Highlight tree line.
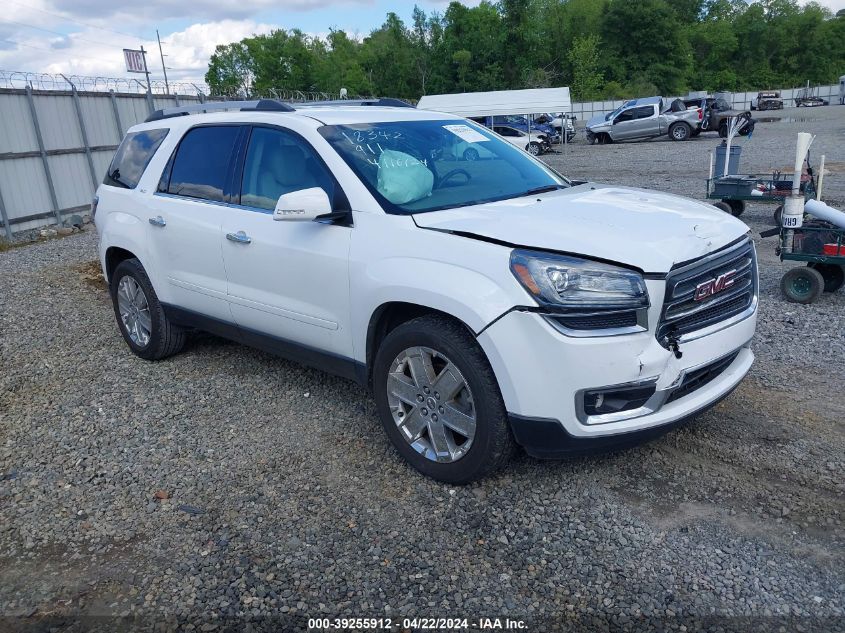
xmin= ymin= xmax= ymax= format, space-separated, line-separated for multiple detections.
xmin=205 ymin=0 xmax=845 ymax=101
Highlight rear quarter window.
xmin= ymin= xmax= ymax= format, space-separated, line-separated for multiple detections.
xmin=104 ymin=128 xmax=169 ymax=189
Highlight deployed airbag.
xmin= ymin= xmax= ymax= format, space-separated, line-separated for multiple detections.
xmin=376 ymin=150 xmax=433 ymax=205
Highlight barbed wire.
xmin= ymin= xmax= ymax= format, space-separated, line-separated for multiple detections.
xmin=0 ymin=70 xmax=412 ymax=104
xmin=0 ymin=70 xmax=209 ymax=95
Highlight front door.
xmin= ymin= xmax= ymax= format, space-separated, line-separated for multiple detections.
xmin=221 ymin=126 xmax=353 ymax=358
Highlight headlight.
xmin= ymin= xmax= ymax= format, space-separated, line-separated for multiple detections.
xmin=510 ymin=249 xmax=649 ymax=310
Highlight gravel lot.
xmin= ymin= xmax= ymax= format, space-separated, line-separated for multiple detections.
xmin=1 ymin=106 xmax=843 ymax=632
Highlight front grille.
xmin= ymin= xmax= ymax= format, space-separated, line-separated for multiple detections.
xmin=657 ymin=239 xmax=756 ymax=346
xmin=666 ymin=351 xmax=740 ymax=404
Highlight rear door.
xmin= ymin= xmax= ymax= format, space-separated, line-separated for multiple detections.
xmin=631 ymin=105 xmax=660 ymax=136
xmin=220 ymin=125 xmax=353 ymax=358
xmin=147 ymin=124 xmax=243 ymax=321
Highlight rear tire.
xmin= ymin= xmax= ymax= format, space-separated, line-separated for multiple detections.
xmin=110 ymin=258 xmax=185 ymax=360
xmin=808 ymin=263 xmax=845 ymax=293
xmin=463 ymin=147 xmax=479 ymax=161
xmin=781 ymin=266 xmax=824 ymax=304
xmin=669 ymin=122 xmax=691 ymax=141
xmin=773 ymin=205 xmax=783 ymax=226
xmin=718 ymin=122 xmax=728 ymax=138
xmin=726 ymin=199 xmax=745 ymax=217
xmin=712 ymin=201 xmax=733 ymax=214
xmin=372 ymin=315 xmax=515 ymax=484
xmin=526 ymin=142 xmax=542 ymax=156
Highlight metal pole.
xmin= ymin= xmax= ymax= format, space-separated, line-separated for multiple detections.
xmin=156 ymin=30 xmax=170 ymax=95
xmin=25 ymin=85 xmax=63 ymax=226
xmin=0 ymin=184 xmax=13 ymax=241
xmin=109 ymin=89 xmax=124 ymax=139
xmin=816 ymin=154 xmax=825 ymax=201
xmin=62 ymin=75 xmax=98 ymax=190
xmin=141 ymin=45 xmax=155 ymax=114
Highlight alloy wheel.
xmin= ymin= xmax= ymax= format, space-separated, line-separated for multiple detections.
xmin=386 ymin=346 xmax=476 ymax=463
xmin=116 ymin=276 xmax=152 ymax=347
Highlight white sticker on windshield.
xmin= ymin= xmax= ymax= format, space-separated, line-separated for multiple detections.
xmin=443 ymin=124 xmax=489 ymax=143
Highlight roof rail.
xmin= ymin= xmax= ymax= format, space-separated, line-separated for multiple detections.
xmin=144 ymin=96 xmax=414 ymax=123
xmin=294 ymin=98 xmax=415 ymax=109
xmin=145 ymin=99 xmax=295 ymax=123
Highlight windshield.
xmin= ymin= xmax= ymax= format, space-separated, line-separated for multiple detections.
xmin=604 ymin=100 xmax=635 ymax=121
xmin=319 ymin=119 xmax=568 ymax=215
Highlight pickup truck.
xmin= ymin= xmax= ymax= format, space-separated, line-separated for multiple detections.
xmin=682 ymin=96 xmax=755 ymax=138
xmin=585 ymin=96 xmax=702 ymax=144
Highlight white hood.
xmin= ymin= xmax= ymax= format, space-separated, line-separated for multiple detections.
xmin=413 ymin=184 xmax=750 ymax=273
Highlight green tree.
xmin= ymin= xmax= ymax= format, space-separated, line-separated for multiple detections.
xmin=205 ymin=42 xmax=255 ymax=96
xmin=568 ymin=35 xmax=603 ymax=100
xmin=601 ymin=0 xmax=692 ymax=94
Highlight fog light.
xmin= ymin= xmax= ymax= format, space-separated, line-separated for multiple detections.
xmin=583 ymin=384 xmax=656 ymax=417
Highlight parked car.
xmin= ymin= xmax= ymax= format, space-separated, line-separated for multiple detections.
xmin=491 ymin=125 xmax=550 ymax=155
xmin=682 ymin=97 xmax=755 ymax=138
xmin=751 ymin=91 xmax=783 ymax=111
xmin=477 ymin=115 xmax=560 ymax=144
xmin=95 ymin=99 xmax=758 ymax=483
xmin=840 ymin=75 xmax=845 ymax=105
xmin=585 ymin=96 xmax=702 ymax=144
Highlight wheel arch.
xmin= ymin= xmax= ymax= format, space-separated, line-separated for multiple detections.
xmin=105 ymin=246 xmax=138 ymax=283
xmin=365 ymin=302 xmax=478 ymax=386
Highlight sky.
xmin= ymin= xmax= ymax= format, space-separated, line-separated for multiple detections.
xmin=0 ymin=0 xmax=842 ymax=91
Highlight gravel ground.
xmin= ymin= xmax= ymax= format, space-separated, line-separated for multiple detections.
xmin=1 ymin=106 xmax=843 ymax=633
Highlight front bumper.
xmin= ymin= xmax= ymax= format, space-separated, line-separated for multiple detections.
xmin=477 ymin=293 xmax=756 ymax=455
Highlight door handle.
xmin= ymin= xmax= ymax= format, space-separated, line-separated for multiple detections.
xmin=226 ymin=230 xmax=252 ymax=244
xmin=148 ymin=215 xmax=166 ymax=227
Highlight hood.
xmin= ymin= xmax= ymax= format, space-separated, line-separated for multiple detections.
xmin=413 ymin=184 xmax=749 ymax=273
xmin=586 ymin=114 xmax=610 ymax=130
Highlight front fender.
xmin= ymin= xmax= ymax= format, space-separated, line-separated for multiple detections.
xmin=348 ymin=214 xmax=528 ymax=364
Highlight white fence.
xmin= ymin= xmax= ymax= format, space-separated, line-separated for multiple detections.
xmin=0 ymin=87 xmax=203 ymax=237
xmin=568 ymin=84 xmax=841 ymax=122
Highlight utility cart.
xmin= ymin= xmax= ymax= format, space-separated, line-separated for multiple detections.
xmin=777 ymin=223 xmax=845 ymax=303
xmin=705 ymin=169 xmax=817 ymax=218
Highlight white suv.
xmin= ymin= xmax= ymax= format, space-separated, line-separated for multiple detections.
xmin=94 ymin=99 xmax=758 ymax=483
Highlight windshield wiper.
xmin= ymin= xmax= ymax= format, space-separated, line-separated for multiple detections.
xmin=521 ymin=184 xmax=567 ymax=197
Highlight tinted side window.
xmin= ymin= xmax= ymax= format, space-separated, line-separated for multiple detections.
xmin=615 ymin=109 xmax=635 ymax=123
xmin=104 ymin=128 xmax=169 ymax=189
xmin=167 ymin=126 xmax=241 ymax=202
xmin=635 ymin=106 xmax=654 ymax=119
xmin=240 ymin=127 xmax=336 ymax=211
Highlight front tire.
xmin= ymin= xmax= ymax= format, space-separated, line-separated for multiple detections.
xmin=526 ymin=141 xmax=542 ymax=156
xmin=463 ymin=147 xmax=479 ymax=161
xmin=373 ymin=315 xmax=514 ymax=484
xmin=110 ymin=258 xmax=185 ymax=360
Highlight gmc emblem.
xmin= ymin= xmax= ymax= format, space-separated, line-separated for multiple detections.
xmin=694 ymin=269 xmax=737 ymax=302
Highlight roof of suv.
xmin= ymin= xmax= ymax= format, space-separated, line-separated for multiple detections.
xmin=136 ymin=100 xmax=460 ymax=133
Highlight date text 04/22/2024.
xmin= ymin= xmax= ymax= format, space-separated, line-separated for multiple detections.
xmin=307 ymin=617 xmax=528 ymax=630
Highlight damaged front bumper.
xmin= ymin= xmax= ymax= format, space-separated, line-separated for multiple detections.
xmin=477 ymin=283 xmax=757 ymax=456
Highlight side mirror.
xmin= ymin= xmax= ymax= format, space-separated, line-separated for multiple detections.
xmin=273 ymin=187 xmax=332 ymax=222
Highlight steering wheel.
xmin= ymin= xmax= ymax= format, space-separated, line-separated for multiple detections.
xmin=436 ymin=168 xmax=472 ymax=189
